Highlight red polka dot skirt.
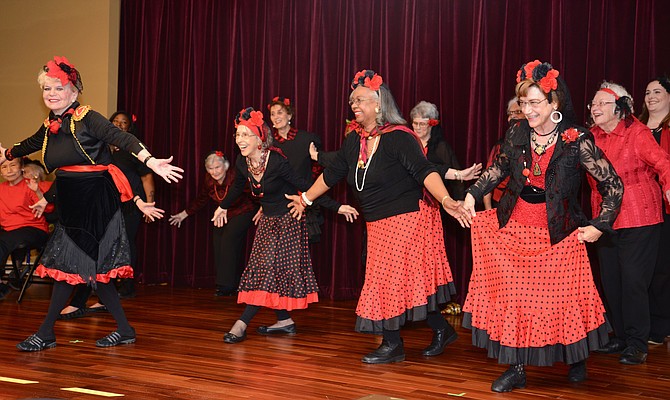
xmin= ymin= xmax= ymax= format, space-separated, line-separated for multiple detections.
xmin=355 ymin=200 xmax=456 ymax=333
xmin=462 ymin=208 xmax=610 ymax=366
xmin=237 ymin=212 xmax=318 ymax=311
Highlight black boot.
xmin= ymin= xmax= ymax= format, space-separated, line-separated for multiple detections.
xmin=361 ymin=339 xmax=405 ymax=364
xmin=491 ymin=364 xmax=526 ymax=393
xmin=422 ymin=324 xmax=458 ymax=356
xmin=568 ymin=360 xmax=587 ymax=382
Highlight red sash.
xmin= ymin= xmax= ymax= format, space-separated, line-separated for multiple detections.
xmin=59 ymin=164 xmax=133 ymax=202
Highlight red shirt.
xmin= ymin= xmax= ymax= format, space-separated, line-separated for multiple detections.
xmin=0 ymin=180 xmax=53 ymax=232
xmin=185 ymin=169 xmax=258 ymax=218
xmin=589 ymin=117 xmax=670 ymax=229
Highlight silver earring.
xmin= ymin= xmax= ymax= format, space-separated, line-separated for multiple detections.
xmin=550 ymin=110 xmax=563 ymax=124
xmin=374 ymin=107 xmax=380 ymax=113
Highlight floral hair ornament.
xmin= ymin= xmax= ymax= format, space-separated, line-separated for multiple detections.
xmin=351 ymin=69 xmax=383 ymax=91
xmin=132 ymin=114 xmax=137 ymax=123
xmin=215 ymin=151 xmax=224 ymax=158
xmin=267 ymin=96 xmax=291 ymax=110
xmin=235 ymin=107 xmax=267 ymax=142
xmin=428 ymin=119 xmax=439 ymax=127
xmin=516 ymin=60 xmax=559 ymax=94
xmin=45 ymin=56 xmax=83 ymax=92
xmin=561 ymin=127 xmax=581 ymax=144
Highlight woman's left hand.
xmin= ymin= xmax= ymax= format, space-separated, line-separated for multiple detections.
xmin=443 ymin=197 xmax=472 ymax=228
xmin=147 ymin=156 xmax=184 ymax=183
xmin=29 ymin=197 xmax=48 ymax=218
xmin=461 ymin=163 xmax=483 ymax=181
xmin=285 ymin=194 xmax=305 ymax=220
xmin=337 ymin=205 xmax=359 ymax=223
xmin=577 ymin=225 xmax=603 ymax=243
xmin=136 ymin=199 xmax=165 ymax=222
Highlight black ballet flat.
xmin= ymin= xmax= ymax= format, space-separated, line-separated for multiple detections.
xmin=58 ymin=308 xmax=88 ymax=320
xmin=223 ymin=331 xmax=247 ymax=344
xmin=256 ymin=324 xmax=297 ymax=335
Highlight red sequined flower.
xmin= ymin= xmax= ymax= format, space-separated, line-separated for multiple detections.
xmin=561 ymin=128 xmax=580 ymax=144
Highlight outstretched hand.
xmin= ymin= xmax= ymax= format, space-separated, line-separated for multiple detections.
xmin=285 ymin=194 xmax=305 ymax=220
xmin=211 ymin=207 xmax=228 ymax=227
xmin=169 ymin=210 xmax=188 ymax=227
xmin=136 ymin=199 xmax=165 ymax=222
xmin=337 ymin=205 xmax=359 ymax=223
xmin=461 ymin=163 xmax=483 ymax=181
xmin=147 ymin=156 xmax=184 ymax=183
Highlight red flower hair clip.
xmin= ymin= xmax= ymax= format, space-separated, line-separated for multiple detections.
xmin=268 ymin=96 xmax=291 ymax=110
xmin=132 ymin=114 xmax=137 ymax=123
xmin=516 ymin=59 xmax=560 ymax=94
xmin=561 ymin=128 xmax=580 ymax=144
xmin=428 ymin=119 xmax=439 ymax=127
xmin=351 ymin=69 xmax=383 ymax=91
xmin=45 ymin=56 xmax=82 ymax=91
xmin=215 ymin=151 xmax=224 ymax=158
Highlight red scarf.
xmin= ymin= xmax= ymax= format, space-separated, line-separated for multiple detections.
xmin=272 ymin=126 xmax=297 ymax=143
xmin=48 ymin=108 xmax=75 ymax=134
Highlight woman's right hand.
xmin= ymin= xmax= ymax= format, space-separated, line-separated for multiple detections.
xmin=309 ymin=142 xmax=318 ymax=161
xmin=337 ymin=205 xmax=359 ymax=223
xmin=211 ymin=207 xmax=228 ymax=227
xmin=252 ymin=207 xmax=263 ymax=225
xmin=146 ymin=156 xmax=184 ymax=183
xmin=29 ymin=197 xmax=48 ymax=219
xmin=169 ymin=210 xmax=189 ymax=227
xmin=461 ymin=163 xmax=483 ymax=181
xmin=463 ymin=193 xmax=477 ymax=218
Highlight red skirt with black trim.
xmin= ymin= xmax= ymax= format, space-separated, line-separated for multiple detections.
xmin=237 ymin=212 xmax=318 ymax=311
xmin=36 ymin=169 xmax=133 ymax=285
xmin=462 ymin=207 xmax=609 ymax=366
xmin=355 ymin=200 xmax=456 ymax=333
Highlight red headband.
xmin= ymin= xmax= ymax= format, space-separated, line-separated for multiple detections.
xmin=267 ymin=96 xmax=291 ymax=110
xmin=351 ymin=69 xmax=383 ymax=91
xmin=598 ymin=88 xmax=620 ymax=100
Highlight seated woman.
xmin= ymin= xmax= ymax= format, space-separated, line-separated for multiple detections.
xmin=0 ymin=157 xmax=54 ymax=299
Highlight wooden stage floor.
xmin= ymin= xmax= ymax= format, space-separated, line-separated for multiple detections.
xmin=1 ymin=284 xmax=668 ymax=399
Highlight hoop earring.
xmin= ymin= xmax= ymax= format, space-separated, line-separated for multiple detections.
xmin=550 ymin=110 xmax=563 ymax=124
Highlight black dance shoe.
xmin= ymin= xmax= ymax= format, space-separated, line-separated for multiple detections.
xmin=594 ymin=339 xmax=626 ymax=354
xmin=619 ymin=346 xmax=647 ymax=365
xmin=422 ymin=325 xmax=458 ymax=356
xmin=96 ymin=330 xmax=136 ymax=347
xmin=17 ymin=334 xmax=57 ymax=352
xmin=257 ymin=324 xmax=297 ymax=335
xmin=491 ymin=367 xmax=526 ymax=393
xmin=223 ymin=331 xmax=247 ymax=344
xmin=58 ymin=307 xmax=88 ymax=320
xmin=568 ymin=361 xmax=587 ymax=382
xmin=361 ymin=339 xmax=405 ymax=364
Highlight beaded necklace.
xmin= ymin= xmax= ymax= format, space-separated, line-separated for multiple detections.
xmin=355 ymin=135 xmax=380 ymax=192
xmin=246 ymin=150 xmax=268 ymax=175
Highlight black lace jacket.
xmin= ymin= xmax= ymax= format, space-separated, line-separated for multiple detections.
xmin=467 ymin=120 xmax=623 ymax=245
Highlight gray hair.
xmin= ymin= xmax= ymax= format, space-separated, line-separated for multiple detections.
xmin=204 ymin=152 xmax=230 ymax=170
xmin=410 ymin=101 xmax=439 ymax=120
xmin=599 ymin=81 xmax=635 ymax=114
xmin=375 ymin=84 xmax=406 ymax=126
xmin=507 ymin=97 xmax=518 ymax=112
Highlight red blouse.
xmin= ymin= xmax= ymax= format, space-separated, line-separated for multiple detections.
xmin=589 ymin=117 xmax=670 ymax=229
xmin=0 ymin=180 xmax=53 ymax=232
xmin=185 ymin=169 xmax=257 ymax=219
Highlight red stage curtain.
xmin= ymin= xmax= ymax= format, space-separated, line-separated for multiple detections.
xmin=118 ymin=0 xmax=670 ymax=300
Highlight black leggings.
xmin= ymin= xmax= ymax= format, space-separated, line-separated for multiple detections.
xmin=37 ymin=281 xmax=133 ymax=339
xmin=239 ymin=305 xmax=291 ymax=325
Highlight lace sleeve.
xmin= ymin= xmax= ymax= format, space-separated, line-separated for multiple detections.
xmin=467 ymin=138 xmax=511 ymax=202
xmin=580 ymin=132 xmax=623 ymax=232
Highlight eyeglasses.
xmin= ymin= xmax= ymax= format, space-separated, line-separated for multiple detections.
xmin=348 ymin=97 xmax=373 ymax=106
xmin=587 ymin=101 xmax=615 ymax=110
xmin=234 ymin=131 xmax=256 ymax=139
xmin=412 ymin=121 xmax=430 ymax=128
xmin=517 ymin=99 xmax=548 ymax=108
xmin=507 ymin=110 xmax=524 ymax=116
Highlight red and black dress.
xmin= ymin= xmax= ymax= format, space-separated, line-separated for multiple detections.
xmin=322 ymin=123 xmax=456 ymax=333
xmin=464 ymin=121 xmax=623 ymax=366
xmin=6 ymin=102 xmax=146 ymax=285
xmin=219 ymin=151 xmax=320 ymax=310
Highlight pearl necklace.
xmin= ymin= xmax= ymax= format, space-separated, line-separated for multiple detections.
xmin=355 ymin=136 xmax=380 ymax=192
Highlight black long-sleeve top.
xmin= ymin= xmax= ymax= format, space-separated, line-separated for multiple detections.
xmin=219 ymin=151 xmax=320 ymax=217
xmin=467 ymin=119 xmax=623 ymax=245
xmin=425 ymin=127 xmax=464 ymax=200
xmin=323 ymin=129 xmax=437 ymax=222
xmin=9 ymin=102 xmax=145 ymax=172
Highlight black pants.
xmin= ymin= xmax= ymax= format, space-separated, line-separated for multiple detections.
xmin=0 ymin=227 xmax=49 ymax=272
xmin=598 ymin=224 xmax=661 ymax=352
xmin=213 ymin=211 xmax=254 ymax=289
xmin=650 ymin=213 xmax=670 ymax=339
